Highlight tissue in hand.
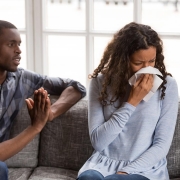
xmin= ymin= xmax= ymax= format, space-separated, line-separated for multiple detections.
xmin=128 ymin=66 xmax=163 ymax=102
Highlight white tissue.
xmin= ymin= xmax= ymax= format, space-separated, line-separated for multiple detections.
xmin=128 ymin=66 xmax=163 ymax=102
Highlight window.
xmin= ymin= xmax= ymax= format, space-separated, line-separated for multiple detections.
xmin=0 ymin=0 xmax=180 ymax=93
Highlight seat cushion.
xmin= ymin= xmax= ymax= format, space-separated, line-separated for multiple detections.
xmin=8 ymin=168 xmax=33 ymax=180
xmin=29 ymin=166 xmax=77 ymax=180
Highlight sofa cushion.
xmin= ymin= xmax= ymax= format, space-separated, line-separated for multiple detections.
xmin=5 ymin=102 xmax=40 ymax=168
xmin=8 ymin=168 xmax=33 ymax=180
xmin=38 ymin=98 xmax=93 ymax=171
xmin=167 ymin=103 xmax=180 ymax=178
xmin=28 ymin=167 xmax=77 ymax=180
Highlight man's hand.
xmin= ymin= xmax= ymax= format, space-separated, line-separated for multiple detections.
xmin=25 ymin=87 xmax=50 ymax=133
xmin=128 ymin=74 xmax=154 ymax=106
xmin=25 ymin=93 xmax=54 ymax=122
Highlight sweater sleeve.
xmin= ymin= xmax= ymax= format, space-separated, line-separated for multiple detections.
xmin=120 ymin=77 xmax=179 ymax=174
xmin=88 ymin=77 xmax=136 ymax=152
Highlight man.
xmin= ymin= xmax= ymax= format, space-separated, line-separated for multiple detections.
xmin=0 ymin=20 xmax=86 ymax=179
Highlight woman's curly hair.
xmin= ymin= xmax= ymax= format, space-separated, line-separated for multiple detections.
xmin=89 ymin=22 xmax=171 ymax=107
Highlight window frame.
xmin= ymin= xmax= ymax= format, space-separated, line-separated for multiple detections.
xmin=27 ymin=0 xmax=180 ymax=89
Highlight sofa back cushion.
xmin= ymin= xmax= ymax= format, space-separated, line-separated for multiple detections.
xmin=38 ymin=96 xmax=180 ymax=177
xmin=38 ymin=97 xmax=93 ymax=171
xmin=167 ymin=103 xmax=180 ymax=178
xmin=5 ymin=102 xmax=39 ymax=168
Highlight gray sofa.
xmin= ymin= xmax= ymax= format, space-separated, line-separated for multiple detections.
xmin=5 ymin=96 xmax=180 ymax=180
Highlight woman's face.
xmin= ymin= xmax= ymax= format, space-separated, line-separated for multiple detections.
xmin=129 ymin=46 xmax=156 ymax=75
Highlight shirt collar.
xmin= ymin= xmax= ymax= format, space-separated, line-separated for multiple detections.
xmin=5 ymin=72 xmax=17 ymax=82
xmin=7 ymin=71 xmax=16 ymax=78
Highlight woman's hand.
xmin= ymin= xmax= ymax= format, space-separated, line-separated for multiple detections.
xmin=128 ymin=74 xmax=154 ymax=106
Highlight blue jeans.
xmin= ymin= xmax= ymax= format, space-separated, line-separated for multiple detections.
xmin=0 ymin=161 xmax=8 ymax=180
xmin=77 ymin=170 xmax=149 ymax=180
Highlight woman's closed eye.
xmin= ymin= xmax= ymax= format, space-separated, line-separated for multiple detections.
xmin=149 ymin=59 xmax=155 ymax=63
xmin=134 ymin=62 xmax=143 ymax=65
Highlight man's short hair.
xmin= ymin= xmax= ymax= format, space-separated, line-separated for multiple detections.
xmin=0 ymin=20 xmax=17 ymax=35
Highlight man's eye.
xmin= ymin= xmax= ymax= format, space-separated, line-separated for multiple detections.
xmin=8 ymin=43 xmax=13 ymax=47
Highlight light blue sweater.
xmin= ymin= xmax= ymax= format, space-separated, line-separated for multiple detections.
xmin=78 ymin=74 xmax=179 ymax=180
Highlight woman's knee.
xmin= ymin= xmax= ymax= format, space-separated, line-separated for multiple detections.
xmin=0 ymin=161 xmax=8 ymax=180
xmin=77 ymin=170 xmax=104 ymax=180
xmin=105 ymin=174 xmax=149 ymax=180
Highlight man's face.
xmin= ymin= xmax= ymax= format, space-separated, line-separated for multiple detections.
xmin=0 ymin=28 xmax=21 ymax=73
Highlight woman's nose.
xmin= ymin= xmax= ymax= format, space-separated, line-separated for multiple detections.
xmin=143 ymin=62 xmax=149 ymax=67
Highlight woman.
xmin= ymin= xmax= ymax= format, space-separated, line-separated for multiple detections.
xmin=77 ymin=22 xmax=179 ymax=180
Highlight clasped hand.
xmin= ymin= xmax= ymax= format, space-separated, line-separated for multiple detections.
xmin=25 ymin=87 xmax=51 ymax=133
